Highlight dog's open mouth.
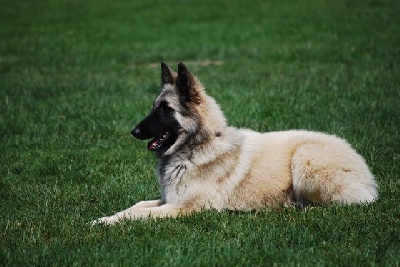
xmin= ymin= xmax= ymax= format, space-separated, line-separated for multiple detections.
xmin=147 ymin=131 xmax=173 ymax=151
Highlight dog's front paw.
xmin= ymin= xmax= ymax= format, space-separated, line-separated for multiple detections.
xmin=90 ymin=216 xmax=119 ymax=226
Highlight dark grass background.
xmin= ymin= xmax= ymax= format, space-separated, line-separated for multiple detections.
xmin=1 ymin=0 xmax=399 ymax=265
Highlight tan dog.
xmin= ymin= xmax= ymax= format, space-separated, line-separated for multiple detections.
xmin=92 ymin=62 xmax=378 ymax=225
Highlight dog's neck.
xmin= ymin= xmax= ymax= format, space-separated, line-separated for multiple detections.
xmin=159 ymin=95 xmax=227 ymax=158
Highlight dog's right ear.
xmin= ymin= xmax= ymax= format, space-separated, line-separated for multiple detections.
xmin=177 ymin=62 xmax=202 ymax=105
xmin=161 ymin=62 xmax=176 ymax=86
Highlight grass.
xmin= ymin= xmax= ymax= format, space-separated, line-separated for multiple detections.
xmin=1 ymin=0 xmax=399 ymax=265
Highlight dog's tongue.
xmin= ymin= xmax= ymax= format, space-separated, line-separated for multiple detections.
xmin=147 ymin=132 xmax=171 ymax=151
xmin=147 ymin=137 xmax=161 ymax=151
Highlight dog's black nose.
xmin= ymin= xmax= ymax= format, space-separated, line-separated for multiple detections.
xmin=131 ymin=128 xmax=141 ymax=138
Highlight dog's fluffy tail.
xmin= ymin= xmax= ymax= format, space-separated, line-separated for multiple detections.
xmin=291 ymin=141 xmax=378 ymax=204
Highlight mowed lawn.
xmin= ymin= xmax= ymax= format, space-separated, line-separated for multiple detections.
xmin=1 ymin=0 xmax=399 ymax=265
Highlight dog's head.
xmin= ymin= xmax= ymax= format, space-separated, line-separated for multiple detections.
xmin=131 ymin=62 xmax=220 ymax=156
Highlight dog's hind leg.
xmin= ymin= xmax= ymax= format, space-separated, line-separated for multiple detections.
xmin=291 ymin=142 xmax=378 ymax=205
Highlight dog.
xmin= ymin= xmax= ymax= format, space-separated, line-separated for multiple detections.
xmin=92 ymin=62 xmax=378 ymax=225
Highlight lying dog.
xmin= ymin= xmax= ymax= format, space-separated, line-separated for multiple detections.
xmin=92 ymin=62 xmax=378 ymax=225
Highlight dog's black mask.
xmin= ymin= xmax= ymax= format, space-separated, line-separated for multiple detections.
xmin=131 ymin=101 xmax=179 ymax=153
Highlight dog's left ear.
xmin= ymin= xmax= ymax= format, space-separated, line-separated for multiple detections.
xmin=161 ymin=62 xmax=176 ymax=86
xmin=177 ymin=62 xmax=201 ymax=104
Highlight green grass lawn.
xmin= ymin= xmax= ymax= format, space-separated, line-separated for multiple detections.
xmin=1 ymin=0 xmax=399 ymax=265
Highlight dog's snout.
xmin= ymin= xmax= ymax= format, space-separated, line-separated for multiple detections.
xmin=131 ymin=127 xmax=141 ymax=138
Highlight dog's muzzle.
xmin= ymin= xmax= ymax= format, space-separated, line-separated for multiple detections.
xmin=131 ymin=127 xmax=141 ymax=138
xmin=131 ymin=125 xmax=153 ymax=140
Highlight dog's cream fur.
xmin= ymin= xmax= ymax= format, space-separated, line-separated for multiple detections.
xmin=92 ymin=63 xmax=378 ymax=225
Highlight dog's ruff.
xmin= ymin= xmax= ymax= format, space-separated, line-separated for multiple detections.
xmin=92 ymin=62 xmax=378 ymax=225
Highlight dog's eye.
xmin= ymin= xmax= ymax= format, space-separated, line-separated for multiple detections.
xmin=159 ymin=101 xmax=172 ymax=113
xmin=162 ymin=105 xmax=172 ymax=114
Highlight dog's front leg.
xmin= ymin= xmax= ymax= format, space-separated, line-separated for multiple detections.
xmin=121 ymin=203 xmax=193 ymax=221
xmin=91 ymin=199 xmax=163 ymax=225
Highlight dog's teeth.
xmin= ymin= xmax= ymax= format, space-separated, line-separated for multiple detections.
xmin=162 ymin=132 xmax=169 ymax=139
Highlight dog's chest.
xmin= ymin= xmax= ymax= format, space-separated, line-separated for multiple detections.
xmin=157 ymin=156 xmax=191 ymax=187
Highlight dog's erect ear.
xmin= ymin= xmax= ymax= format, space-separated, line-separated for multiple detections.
xmin=161 ymin=62 xmax=176 ymax=86
xmin=177 ymin=62 xmax=201 ymax=104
